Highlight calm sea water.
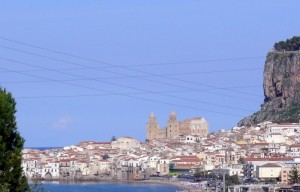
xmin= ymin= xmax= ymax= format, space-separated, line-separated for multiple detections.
xmin=40 ymin=181 xmax=180 ymax=192
xmin=25 ymin=147 xmax=62 ymax=151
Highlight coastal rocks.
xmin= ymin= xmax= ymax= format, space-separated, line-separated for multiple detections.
xmin=238 ymin=51 xmax=300 ymax=126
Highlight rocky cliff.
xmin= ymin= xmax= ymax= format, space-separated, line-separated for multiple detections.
xmin=238 ymin=51 xmax=300 ymax=126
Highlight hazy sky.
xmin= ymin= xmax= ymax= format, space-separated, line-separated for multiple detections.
xmin=1 ymin=1 xmax=300 ymax=147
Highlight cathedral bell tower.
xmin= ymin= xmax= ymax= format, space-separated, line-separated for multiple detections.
xmin=146 ymin=112 xmax=159 ymax=140
xmin=167 ymin=112 xmax=180 ymax=139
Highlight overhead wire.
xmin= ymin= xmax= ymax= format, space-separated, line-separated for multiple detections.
xmin=0 ymin=36 xmax=264 ymax=114
xmin=0 ymin=36 xmax=265 ymax=67
xmin=0 ymin=37 xmax=264 ymax=99
xmin=2 ymin=74 xmax=261 ymax=103
xmin=0 ymin=65 xmax=263 ymax=77
xmin=0 ymin=57 xmax=258 ymax=112
xmin=0 ymin=55 xmax=262 ymax=105
xmin=0 ymin=44 xmax=262 ymax=98
xmin=0 ymin=65 xmax=243 ymax=117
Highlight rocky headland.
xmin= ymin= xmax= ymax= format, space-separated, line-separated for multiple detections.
xmin=238 ymin=50 xmax=300 ymax=126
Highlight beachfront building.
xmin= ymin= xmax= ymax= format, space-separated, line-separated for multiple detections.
xmin=157 ymin=158 xmax=170 ymax=176
xmin=170 ymin=156 xmax=203 ymax=174
xmin=146 ymin=112 xmax=209 ymax=140
xmin=40 ymin=162 xmax=60 ymax=179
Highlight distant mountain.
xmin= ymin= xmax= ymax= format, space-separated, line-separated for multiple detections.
xmin=238 ymin=43 xmax=300 ymax=126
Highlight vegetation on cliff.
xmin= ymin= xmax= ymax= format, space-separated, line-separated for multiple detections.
xmin=276 ymin=104 xmax=300 ymax=123
xmin=274 ymin=36 xmax=300 ymax=51
xmin=254 ymin=104 xmax=300 ymax=124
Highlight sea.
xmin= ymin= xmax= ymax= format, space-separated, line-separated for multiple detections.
xmin=25 ymin=147 xmax=62 ymax=150
xmin=38 ymin=181 xmax=180 ymax=192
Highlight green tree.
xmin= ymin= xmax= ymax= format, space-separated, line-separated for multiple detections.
xmin=289 ymin=166 xmax=300 ymax=184
xmin=274 ymin=36 xmax=300 ymax=51
xmin=226 ymin=174 xmax=240 ymax=186
xmin=194 ymin=169 xmax=208 ymax=178
xmin=0 ymin=88 xmax=29 ymax=191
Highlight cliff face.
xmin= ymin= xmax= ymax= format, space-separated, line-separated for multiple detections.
xmin=238 ymin=51 xmax=300 ymax=126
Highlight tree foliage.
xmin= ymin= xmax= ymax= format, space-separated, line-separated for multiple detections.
xmin=289 ymin=166 xmax=300 ymax=184
xmin=194 ymin=169 xmax=209 ymax=178
xmin=0 ymin=88 xmax=29 ymax=191
xmin=226 ymin=174 xmax=240 ymax=186
xmin=274 ymin=36 xmax=300 ymax=51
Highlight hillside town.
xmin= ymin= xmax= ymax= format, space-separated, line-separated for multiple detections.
xmin=22 ymin=112 xmax=300 ymax=191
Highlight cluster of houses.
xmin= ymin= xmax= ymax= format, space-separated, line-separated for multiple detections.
xmin=22 ymin=121 xmax=300 ymax=186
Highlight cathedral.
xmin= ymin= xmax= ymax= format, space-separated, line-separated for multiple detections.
xmin=146 ymin=112 xmax=209 ymax=140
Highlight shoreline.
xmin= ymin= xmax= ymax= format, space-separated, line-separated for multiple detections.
xmin=30 ymin=178 xmax=197 ymax=190
xmin=137 ymin=179 xmax=199 ymax=190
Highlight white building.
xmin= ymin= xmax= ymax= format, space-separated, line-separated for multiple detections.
xmin=266 ymin=123 xmax=299 ymax=136
xmin=111 ymin=137 xmax=141 ymax=150
xmin=289 ymin=144 xmax=300 ymax=156
xmin=256 ymin=163 xmax=282 ymax=179
xmin=264 ymin=133 xmax=286 ymax=143
xmin=40 ymin=162 xmax=60 ymax=179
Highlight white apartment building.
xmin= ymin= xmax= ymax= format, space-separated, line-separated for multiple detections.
xmin=266 ymin=123 xmax=300 ymax=136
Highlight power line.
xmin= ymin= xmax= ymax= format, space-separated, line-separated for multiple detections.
xmin=0 ymin=36 xmax=263 ymax=107
xmin=0 ymin=57 xmax=259 ymax=111
xmin=0 ymin=65 xmax=244 ymax=117
xmin=130 ymin=56 xmax=265 ymax=67
xmin=0 ymin=37 xmax=264 ymax=98
xmin=0 ymin=65 xmax=263 ymax=77
xmin=0 ymin=36 xmax=265 ymax=67
xmin=1 ymin=78 xmax=260 ymax=91
xmin=14 ymin=92 xmax=260 ymax=113
xmin=0 ymin=44 xmax=262 ymax=98
xmin=2 ymin=74 xmax=261 ymax=103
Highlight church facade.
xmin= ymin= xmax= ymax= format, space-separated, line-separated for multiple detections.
xmin=146 ymin=112 xmax=209 ymax=140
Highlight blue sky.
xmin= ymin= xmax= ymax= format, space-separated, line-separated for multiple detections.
xmin=1 ymin=1 xmax=300 ymax=147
